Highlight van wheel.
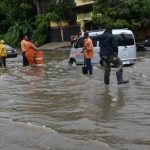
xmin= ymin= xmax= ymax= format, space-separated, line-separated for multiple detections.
xmin=137 ymin=46 xmax=145 ymax=51
xmin=68 ymin=58 xmax=76 ymax=66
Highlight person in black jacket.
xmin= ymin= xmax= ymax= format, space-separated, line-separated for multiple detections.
xmin=99 ymin=28 xmax=129 ymax=85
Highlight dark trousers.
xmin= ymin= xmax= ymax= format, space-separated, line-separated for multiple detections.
xmin=0 ymin=57 xmax=6 ymax=67
xmin=101 ymin=55 xmax=123 ymax=84
xmin=22 ymin=51 xmax=29 ymax=66
xmin=85 ymin=58 xmax=93 ymax=75
xmin=101 ymin=55 xmax=122 ymax=71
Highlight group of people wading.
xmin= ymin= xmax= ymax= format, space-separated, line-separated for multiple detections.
xmin=21 ymin=36 xmax=39 ymax=67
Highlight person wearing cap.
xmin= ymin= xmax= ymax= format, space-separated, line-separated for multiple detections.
xmin=99 ymin=28 xmax=129 ymax=85
xmin=0 ymin=40 xmax=7 ymax=67
xmin=21 ymin=36 xmax=29 ymax=66
xmin=83 ymin=32 xmax=94 ymax=75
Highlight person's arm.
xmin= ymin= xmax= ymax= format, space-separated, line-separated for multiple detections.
xmin=31 ymin=42 xmax=39 ymax=51
xmin=111 ymin=36 xmax=118 ymax=55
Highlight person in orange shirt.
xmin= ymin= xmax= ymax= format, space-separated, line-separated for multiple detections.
xmin=20 ymin=36 xmax=29 ymax=66
xmin=25 ymin=39 xmax=38 ymax=66
xmin=83 ymin=32 xmax=94 ymax=75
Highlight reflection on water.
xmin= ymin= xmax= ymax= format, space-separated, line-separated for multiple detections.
xmin=0 ymin=50 xmax=150 ymax=150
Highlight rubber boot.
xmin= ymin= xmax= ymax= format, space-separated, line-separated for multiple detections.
xmin=104 ymin=68 xmax=110 ymax=85
xmin=116 ymin=70 xmax=129 ymax=85
xmin=104 ymin=75 xmax=109 ymax=85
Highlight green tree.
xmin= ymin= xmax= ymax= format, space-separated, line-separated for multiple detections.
xmin=92 ymin=0 xmax=150 ymax=29
xmin=54 ymin=0 xmax=75 ymax=23
xmin=33 ymin=13 xmax=52 ymax=46
xmin=0 ymin=0 xmax=36 ymax=46
xmin=0 ymin=0 xmax=76 ymax=46
xmin=32 ymin=0 xmax=76 ymax=44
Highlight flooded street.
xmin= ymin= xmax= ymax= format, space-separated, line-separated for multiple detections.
xmin=0 ymin=49 xmax=150 ymax=150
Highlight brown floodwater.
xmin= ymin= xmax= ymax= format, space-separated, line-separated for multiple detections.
xmin=0 ymin=49 xmax=150 ymax=150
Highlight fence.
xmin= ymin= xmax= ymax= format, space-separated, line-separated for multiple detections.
xmin=49 ymin=25 xmax=80 ymax=42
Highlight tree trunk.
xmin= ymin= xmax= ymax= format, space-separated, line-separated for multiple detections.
xmin=34 ymin=0 xmax=40 ymax=15
xmin=60 ymin=26 xmax=64 ymax=42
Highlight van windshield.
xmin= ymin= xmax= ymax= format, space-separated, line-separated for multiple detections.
xmin=114 ymin=34 xmax=134 ymax=46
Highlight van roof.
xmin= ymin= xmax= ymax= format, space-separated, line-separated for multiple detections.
xmin=88 ymin=29 xmax=133 ymax=36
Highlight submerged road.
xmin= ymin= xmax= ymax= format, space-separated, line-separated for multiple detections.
xmin=0 ymin=49 xmax=150 ymax=150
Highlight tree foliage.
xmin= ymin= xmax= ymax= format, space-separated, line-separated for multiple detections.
xmin=0 ymin=0 xmax=75 ymax=46
xmin=92 ymin=0 xmax=150 ymax=29
xmin=0 ymin=0 xmax=36 ymax=46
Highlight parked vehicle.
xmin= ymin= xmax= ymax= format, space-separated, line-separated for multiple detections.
xmin=5 ymin=44 xmax=17 ymax=58
xmin=69 ymin=29 xmax=137 ymax=65
xmin=136 ymin=38 xmax=150 ymax=51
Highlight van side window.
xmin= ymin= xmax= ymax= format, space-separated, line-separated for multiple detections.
xmin=114 ymin=34 xmax=134 ymax=46
xmin=75 ymin=37 xmax=84 ymax=48
xmin=90 ymin=36 xmax=99 ymax=47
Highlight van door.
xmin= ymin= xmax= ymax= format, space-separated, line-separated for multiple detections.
xmin=115 ymin=33 xmax=136 ymax=64
xmin=70 ymin=37 xmax=84 ymax=64
xmin=90 ymin=36 xmax=100 ymax=64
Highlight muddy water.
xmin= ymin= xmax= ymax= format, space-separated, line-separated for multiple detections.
xmin=0 ymin=50 xmax=150 ymax=150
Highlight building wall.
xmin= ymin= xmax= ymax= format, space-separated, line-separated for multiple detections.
xmin=49 ymin=0 xmax=95 ymax=41
xmin=50 ymin=21 xmax=69 ymax=28
xmin=75 ymin=0 xmax=94 ymax=6
xmin=77 ymin=12 xmax=92 ymax=22
xmin=75 ymin=0 xmax=94 ymax=32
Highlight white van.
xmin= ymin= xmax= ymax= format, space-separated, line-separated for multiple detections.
xmin=69 ymin=29 xmax=136 ymax=65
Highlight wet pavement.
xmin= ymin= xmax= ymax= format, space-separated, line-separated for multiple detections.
xmin=0 ymin=49 xmax=150 ymax=150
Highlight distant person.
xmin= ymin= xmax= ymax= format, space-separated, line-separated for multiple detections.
xmin=83 ymin=32 xmax=94 ymax=75
xmin=0 ymin=40 xmax=7 ymax=67
xmin=99 ymin=28 xmax=129 ymax=85
xmin=25 ymin=39 xmax=38 ymax=66
xmin=21 ymin=36 xmax=29 ymax=66
xmin=70 ymin=36 xmax=75 ymax=46
xmin=79 ymin=31 xmax=84 ymax=37
xmin=71 ymin=36 xmax=77 ymax=47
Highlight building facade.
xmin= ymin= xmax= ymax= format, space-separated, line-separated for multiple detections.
xmin=49 ymin=0 xmax=95 ymax=42
xmin=74 ymin=0 xmax=97 ymax=33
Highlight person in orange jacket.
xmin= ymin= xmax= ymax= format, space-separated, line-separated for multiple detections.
xmin=83 ymin=32 xmax=94 ymax=75
xmin=25 ymin=39 xmax=38 ymax=66
xmin=21 ymin=36 xmax=29 ymax=66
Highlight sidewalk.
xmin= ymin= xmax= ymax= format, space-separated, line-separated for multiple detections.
xmin=38 ymin=41 xmax=71 ymax=50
